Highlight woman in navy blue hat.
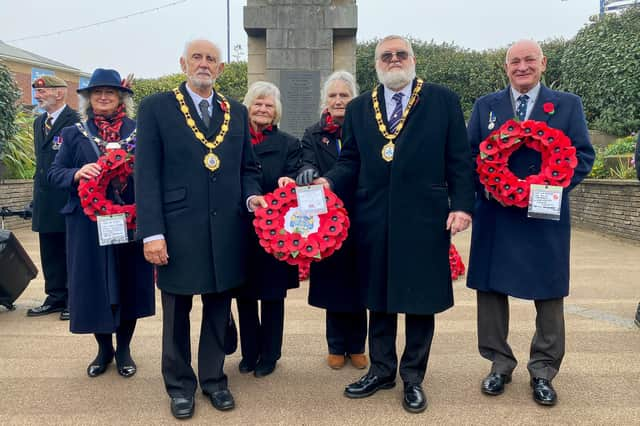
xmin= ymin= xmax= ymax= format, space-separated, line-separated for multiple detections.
xmin=48 ymin=68 xmax=155 ymax=378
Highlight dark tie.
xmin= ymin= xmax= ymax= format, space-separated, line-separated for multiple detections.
xmin=44 ymin=115 xmax=53 ymax=136
xmin=388 ymin=92 xmax=404 ymax=133
xmin=516 ymin=94 xmax=529 ymax=121
xmin=198 ymin=99 xmax=210 ymax=129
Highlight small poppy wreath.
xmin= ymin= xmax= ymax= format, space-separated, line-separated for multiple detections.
xmin=477 ymin=119 xmax=577 ymax=208
xmin=253 ymin=182 xmax=349 ymax=268
xmin=77 ymin=148 xmax=136 ymax=229
xmin=449 ymin=243 xmax=465 ymax=281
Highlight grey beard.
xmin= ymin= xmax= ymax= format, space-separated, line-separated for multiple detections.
xmin=376 ymin=67 xmax=416 ymax=91
xmin=188 ymin=75 xmax=215 ymax=90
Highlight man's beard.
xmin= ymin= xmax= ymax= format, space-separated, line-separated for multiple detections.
xmin=376 ymin=66 xmax=416 ymax=91
xmin=37 ymin=96 xmax=56 ymax=111
xmin=188 ymin=74 xmax=215 ymax=90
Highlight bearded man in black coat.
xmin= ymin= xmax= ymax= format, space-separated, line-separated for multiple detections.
xmin=135 ymin=39 xmax=264 ymax=420
xmin=28 ymin=75 xmax=79 ymax=320
xmin=317 ymin=35 xmax=475 ymax=413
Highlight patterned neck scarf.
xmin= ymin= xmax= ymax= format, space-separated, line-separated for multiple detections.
xmin=250 ymin=125 xmax=272 ymax=145
xmin=92 ymin=103 xmax=126 ymax=142
xmin=321 ymin=109 xmax=342 ymax=139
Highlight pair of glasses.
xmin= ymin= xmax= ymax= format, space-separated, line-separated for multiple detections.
xmin=379 ymin=50 xmax=409 ymax=63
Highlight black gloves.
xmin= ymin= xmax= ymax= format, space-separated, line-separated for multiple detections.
xmin=296 ymin=168 xmax=319 ymax=186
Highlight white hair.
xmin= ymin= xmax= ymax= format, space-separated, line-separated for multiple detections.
xmin=243 ymin=81 xmax=283 ymax=125
xmin=320 ymin=70 xmax=359 ymax=112
xmin=374 ymin=35 xmax=415 ymax=59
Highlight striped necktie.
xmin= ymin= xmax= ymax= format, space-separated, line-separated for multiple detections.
xmin=44 ymin=115 xmax=53 ymax=136
xmin=388 ymin=92 xmax=404 ymax=133
xmin=516 ymin=94 xmax=529 ymax=121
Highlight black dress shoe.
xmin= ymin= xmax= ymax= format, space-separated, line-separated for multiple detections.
xmin=531 ymin=377 xmax=557 ymax=406
xmin=117 ymin=362 xmax=137 ymax=378
xmin=403 ymin=383 xmax=427 ymax=413
xmin=170 ymin=396 xmax=195 ymax=419
xmin=254 ymin=361 xmax=276 ymax=378
xmin=27 ymin=304 xmax=64 ymax=317
xmin=238 ymin=358 xmax=256 ymax=374
xmin=87 ymin=357 xmax=113 ymax=377
xmin=481 ymin=372 xmax=512 ymax=396
xmin=59 ymin=309 xmax=70 ymax=321
xmin=344 ymin=372 xmax=396 ymax=398
xmin=203 ymin=389 xmax=235 ymax=411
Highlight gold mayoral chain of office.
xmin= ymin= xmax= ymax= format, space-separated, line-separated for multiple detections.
xmin=371 ymin=78 xmax=423 ymax=162
xmin=173 ymin=87 xmax=231 ymax=172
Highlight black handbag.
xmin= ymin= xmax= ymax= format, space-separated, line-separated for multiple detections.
xmin=224 ymin=311 xmax=238 ymax=355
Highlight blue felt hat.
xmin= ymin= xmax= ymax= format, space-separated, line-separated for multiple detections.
xmin=77 ymin=68 xmax=133 ymax=94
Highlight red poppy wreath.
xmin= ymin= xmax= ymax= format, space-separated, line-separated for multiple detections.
xmin=476 ymin=119 xmax=577 ymax=208
xmin=77 ymin=148 xmax=136 ymax=229
xmin=253 ymin=182 xmax=349 ymax=268
xmin=449 ymin=243 xmax=465 ymax=281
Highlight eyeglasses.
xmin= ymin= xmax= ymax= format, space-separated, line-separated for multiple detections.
xmin=379 ymin=50 xmax=410 ymax=63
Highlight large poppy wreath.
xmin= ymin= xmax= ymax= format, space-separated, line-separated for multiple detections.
xmin=253 ymin=182 xmax=349 ymax=268
xmin=476 ymin=119 xmax=577 ymax=208
xmin=77 ymin=149 xmax=136 ymax=229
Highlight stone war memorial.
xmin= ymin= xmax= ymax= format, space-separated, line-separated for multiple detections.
xmin=244 ymin=0 xmax=357 ymax=138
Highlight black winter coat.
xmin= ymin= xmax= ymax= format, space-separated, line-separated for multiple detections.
xmin=32 ymin=105 xmax=79 ymax=233
xmin=326 ymin=80 xmax=475 ymax=315
xmin=299 ymin=121 xmax=362 ymax=312
xmin=237 ymin=127 xmax=301 ymax=300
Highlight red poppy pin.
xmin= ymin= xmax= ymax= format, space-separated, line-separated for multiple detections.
xmin=543 ymin=102 xmax=555 ymax=115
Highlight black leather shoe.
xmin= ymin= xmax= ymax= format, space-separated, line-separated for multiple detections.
xmin=27 ymin=304 xmax=64 ymax=317
xmin=203 ymin=389 xmax=235 ymax=411
xmin=531 ymin=377 xmax=557 ymax=406
xmin=59 ymin=309 xmax=70 ymax=321
xmin=239 ymin=358 xmax=256 ymax=374
xmin=170 ymin=396 xmax=194 ymax=419
xmin=117 ymin=360 xmax=137 ymax=378
xmin=254 ymin=361 xmax=276 ymax=378
xmin=481 ymin=372 xmax=512 ymax=396
xmin=403 ymin=383 xmax=427 ymax=413
xmin=344 ymin=372 xmax=396 ymax=398
xmin=87 ymin=357 xmax=113 ymax=377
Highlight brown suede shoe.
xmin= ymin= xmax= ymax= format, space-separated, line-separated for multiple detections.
xmin=349 ymin=354 xmax=368 ymax=369
xmin=327 ymin=354 xmax=346 ymax=369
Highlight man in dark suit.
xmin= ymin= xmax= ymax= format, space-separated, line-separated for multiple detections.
xmin=317 ymin=35 xmax=475 ymax=413
xmin=27 ymin=75 xmax=79 ymax=320
xmin=135 ymin=38 xmax=264 ymax=420
xmin=466 ymin=39 xmax=595 ymax=406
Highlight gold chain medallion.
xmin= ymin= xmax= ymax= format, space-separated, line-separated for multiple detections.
xmin=173 ymin=88 xmax=231 ymax=171
xmin=371 ymin=78 xmax=423 ymax=162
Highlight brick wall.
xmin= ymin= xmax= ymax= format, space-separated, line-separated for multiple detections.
xmin=0 ymin=180 xmax=33 ymax=230
xmin=570 ymin=179 xmax=640 ymax=242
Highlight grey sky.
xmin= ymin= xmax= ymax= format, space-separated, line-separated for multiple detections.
xmin=1 ymin=0 xmax=596 ymax=78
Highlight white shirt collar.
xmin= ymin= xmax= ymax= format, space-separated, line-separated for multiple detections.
xmin=510 ymin=83 xmax=541 ymax=104
xmin=184 ymin=83 xmax=214 ymax=117
xmin=47 ymin=104 xmax=67 ymax=124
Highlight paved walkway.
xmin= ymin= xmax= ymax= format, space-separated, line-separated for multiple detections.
xmin=0 ymin=227 xmax=638 ymax=425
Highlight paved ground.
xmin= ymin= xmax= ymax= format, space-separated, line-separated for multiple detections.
xmin=0 ymin=227 xmax=638 ymax=425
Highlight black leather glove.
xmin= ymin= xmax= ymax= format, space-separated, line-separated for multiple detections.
xmin=296 ymin=168 xmax=319 ymax=186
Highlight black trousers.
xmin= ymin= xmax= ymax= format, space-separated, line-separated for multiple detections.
xmin=161 ymin=290 xmax=230 ymax=398
xmin=39 ymin=232 xmax=67 ymax=307
xmin=326 ymin=310 xmax=367 ymax=355
xmin=236 ymin=298 xmax=284 ymax=365
xmin=368 ymin=311 xmax=435 ymax=385
xmin=477 ymin=291 xmax=565 ymax=380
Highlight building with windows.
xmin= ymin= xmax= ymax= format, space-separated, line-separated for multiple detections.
xmin=0 ymin=40 xmax=89 ymax=109
xmin=601 ymin=0 xmax=639 ymax=14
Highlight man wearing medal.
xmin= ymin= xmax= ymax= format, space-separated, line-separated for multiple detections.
xmin=317 ymin=35 xmax=475 ymax=413
xmin=135 ymin=39 xmax=264 ymax=419
xmin=466 ymin=40 xmax=595 ymax=406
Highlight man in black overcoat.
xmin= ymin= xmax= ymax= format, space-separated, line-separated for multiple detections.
xmin=318 ymin=35 xmax=475 ymax=413
xmin=135 ymin=39 xmax=264 ymax=419
xmin=27 ymin=75 xmax=79 ymax=320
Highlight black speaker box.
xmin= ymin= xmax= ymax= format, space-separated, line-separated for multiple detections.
xmin=0 ymin=230 xmax=38 ymax=310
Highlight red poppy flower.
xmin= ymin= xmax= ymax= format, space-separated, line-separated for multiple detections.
xmin=324 ymin=191 xmax=338 ymax=208
xmin=300 ymin=236 xmax=321 ymax=259
xmin=270 ymin=233 xmax=289 ymax=256
xmin=479 ymin=140 xmax=500 ymax=156
xmin=499 ymin=119 xmax=524 ymax=138
xmin=543 ymin=102 xmax=555 ymax=115
xmin=322 ymin=221 xmax=343 ymax=237
xmin=285 ymin=233 xmax=303 ymax=254
xmin=257 ymin=217 xmax=279 ymax=231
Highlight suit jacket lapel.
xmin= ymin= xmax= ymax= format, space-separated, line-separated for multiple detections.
xmin=528 ymin=85 xmax=557 ymax=123
xmin=179 ymin=83 xmax=210 ymax=135
xmin=490 ymin=87 xmax=515 ymax=126
xmin=206 ymin=93 xmax=225 ymax=140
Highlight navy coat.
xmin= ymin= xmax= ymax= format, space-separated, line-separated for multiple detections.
xmin=466 ymin=85 xmax=595 ymax=300
xmin=47 ymin=118 xmax=155 ymax=333
xmin=236 ymin=127 xmax=300 ymax=300
xmin=326 ymin=80 xmax=475 ymax=315
xmin=135 ymin=83 xmax=262 ymax=295
xmin=32 ymin=105 xmax=79 ymax=233
xmin=300 ymin=121 xmax=363 ymax=312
